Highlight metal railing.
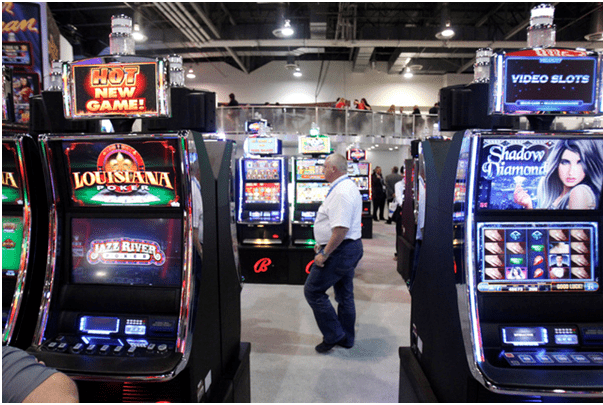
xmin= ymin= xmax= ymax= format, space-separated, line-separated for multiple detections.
xmin=217 ymin=106 xmax=441 ymax=139
xmin=217 ymin=106 xmax=603 ymax=139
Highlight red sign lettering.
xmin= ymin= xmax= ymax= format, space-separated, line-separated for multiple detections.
xmin=254 ymin=258 xmax=272 ymax=273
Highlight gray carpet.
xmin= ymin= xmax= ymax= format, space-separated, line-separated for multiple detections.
xmin=241 ymin=220 xmax=411 ymax=403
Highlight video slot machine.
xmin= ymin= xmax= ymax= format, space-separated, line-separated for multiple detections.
xmin=288 ymin=133 xmax=332 ymax=284
xmin=347 ymin=149 xmax=372 ymax=238
xmin=2 ymin=66 xmax=48 ymax=350
xmin=408 ymin=42 xmax=603 ymax=401
xmin=24 ymin=16 xmax=248 ymax=402
xmin=236 ymin=135 xmax=290 ymax=284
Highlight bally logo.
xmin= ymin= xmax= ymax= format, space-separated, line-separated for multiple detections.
xmin=254 ymin=257 xmax=272 ymax=273
xmin=305 ymin=260 xmax=314 ymax=274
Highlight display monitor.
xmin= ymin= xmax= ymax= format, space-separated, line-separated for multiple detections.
xmin=2 ymin=216 xmax=24 ymax=275
xmin=243 ymin=159 xmax=281 ymax=181
xmin=71 ymin=217 xmax=182 ymax=287
xmin=299 ymin=135 xmax=330 ymax=155
xmin=2 ymin=142 xmax=23 ymax=206
xmin=351 ymin=177 xmax=369 ymax=191
xmin=296 ymin=183 xmax=329 ymax=204
xmin=63 ymin=139 xmax=181 ymax=207
xmin=245 ymin=137 xmax=281 ymax=155
xmin=492 ymin=51 xmax=599 ymax=114
xmin=296 ymin=158 xmax=325 ymax=181
xmin=348 ymin=162 xmax=369 ymax=176
xmin=477 ymin=222 xmax=599 ymax=293
xmin=244 ymin=182 xmax=281 ymax=204
xmin=477 ymin=137 xmax=603 ymax=211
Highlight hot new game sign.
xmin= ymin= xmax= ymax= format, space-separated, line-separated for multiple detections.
xmin=66 ymin=59 xmax=169 ymax=119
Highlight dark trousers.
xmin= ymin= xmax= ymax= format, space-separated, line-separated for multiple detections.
xmin=373 ymin=195 xmax=385 ymax=220
xmin=304 ymin=239 xmax=363 ymax=345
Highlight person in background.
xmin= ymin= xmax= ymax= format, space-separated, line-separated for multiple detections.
xmin=359 ymin=98 xmax=372 ymax=111
xmin=335 ymin=97 xmax=346 ymax=109
xmin=428 ymin=102 xmax=439 ymax=115
xmin=304 ymin=153 xmax=363 ymax=353
xmin=227 ymin=93 xmax=239 ymax=106
xmin=371 ymin=166 xmax=386 ymax=221
xmin=385 ymin=166 xmax=403 ymax=224
xmin=3 ymin=345 xmax=79 ymax=403
xmin=412 ymin=105 xmax=421 ymax=115
xmin=387 ymin=105 xmax=396 ymax=114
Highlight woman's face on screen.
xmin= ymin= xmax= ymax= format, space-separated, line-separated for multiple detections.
xmin=558 ymin=149 xmax=586 ymax=189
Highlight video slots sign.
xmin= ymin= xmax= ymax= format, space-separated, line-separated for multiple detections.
xmin=66 ymin=59 xmax=169 ymax=119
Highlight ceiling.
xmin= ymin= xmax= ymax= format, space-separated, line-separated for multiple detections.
xmin=48 ymin=2 xmax=603 ymax=76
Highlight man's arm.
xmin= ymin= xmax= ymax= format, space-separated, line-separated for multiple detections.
xmin=314 ymin=226 xmax=348 ymax=267
xmin=23 ymin=372 xmax=79 ymax=403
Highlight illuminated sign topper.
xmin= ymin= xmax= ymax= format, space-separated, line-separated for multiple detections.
xmin=299 ymin=135 xmax=330 ymax=155
xmin=491 ymin=49 xmax=600 ymax=115
xmin=67 ymin=60 xmax=169 ymax=119
xmin=245 ymin=137 xmax=282 ymax=155
xmin=347 ymin=148 xmax=366 ymax=161
xmin=87 ymin=237 xmax=166 ymax=266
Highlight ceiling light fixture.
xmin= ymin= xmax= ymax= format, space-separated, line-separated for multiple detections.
xmin=403 ymin=68 xmax=413 ymax=79
xmin=132 ymin=23 xmax=147 ymax=42
xmin=186 ymin=68 xmax=196 ymax=79
xmin=436 ymin=22 xmax=455 ymax=40
xmin=273 ymin=19 xmax=294 ymax=38
xmin=293 ymin=67 xmax=302 ymax=77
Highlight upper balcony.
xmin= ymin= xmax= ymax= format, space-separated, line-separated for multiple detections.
xmin=217 ymin=106 xmax=439 ymax=146
xmin=216 ymin=105 xmax=603 ymax=147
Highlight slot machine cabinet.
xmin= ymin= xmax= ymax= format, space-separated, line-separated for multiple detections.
xmin=24 ymin=46 xmax=248 ymax=402
xmin=290 ymin=155 xmax=329 ymax=285
xmin=236 ymin=137 xmax=290 ymax=284
xmin=347 ymin=150 xmax=372 ymax=239
xmin=406 ymin=45 xmax=603 ymax=401
xmin=396 ymin=158 xmax=417 ymax=281
xmin=2 ymin=134 xmax=48 ymax=349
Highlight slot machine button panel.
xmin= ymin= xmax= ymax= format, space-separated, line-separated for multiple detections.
xmin=99 ymin=345 xmax=110 ymax=354
xmin=85 ymin=344 xmax=97 ymax=353
xmin=46 ymin=341 xmax=58 ymax=351
xmin=71 ymin=343 xmax=84 ymax=353
xmin=113 ymin=345 xmax=124 ymax=355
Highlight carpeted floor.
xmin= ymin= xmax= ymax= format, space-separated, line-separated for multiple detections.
xmin=240 ymin=220 xmax=411 ymax=403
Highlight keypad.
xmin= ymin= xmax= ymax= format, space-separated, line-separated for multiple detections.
xmin=503 ymin=351 xmax=603 ymax=366
xmin=42 ymin=339 xmax=174 ymax=357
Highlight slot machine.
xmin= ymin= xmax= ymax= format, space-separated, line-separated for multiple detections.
xmin=2 ymin=66 xmax=48 ymax=349
xmin=346 ymin=149 xmax=372 ymax=238
xmin=236 ymin=136 xmax=290 ymax=284
xmin=24 ymin=15 xmax=248 ymax=403
xmin=407 ymin=41 xmax=603 ymax=401
xmin=290 ymin=134 xmax=331 ymax=245
xmin=288 ymin=133 xmax=331 ymax=284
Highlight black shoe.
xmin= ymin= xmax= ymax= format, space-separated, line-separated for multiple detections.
xmin=385 ymin=220 xmax=392 ymax=224
xmin=380 ymin=217 xmax=386 ymax=221
xmin=315 ymin=337 xmax=352 ymax=353
xmin=373 ymin=217 xmax=379 ymax=222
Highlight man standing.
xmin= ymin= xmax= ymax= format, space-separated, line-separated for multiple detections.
xmin=385 ymin=166 xmax=403 ymax=224
xmin=304 ymin=153 xmax=364 ymax=353
xmin=371 ymin=166 xmax=386 ymax=221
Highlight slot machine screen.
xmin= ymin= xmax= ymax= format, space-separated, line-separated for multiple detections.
xmin=348 ymin=162 xmax=369 ymax=176
xmin=2 ymin=142 xmax=23 ymax=206
xmin=477 ymin=222 xmax=599 ymax=293
xmin=62 ymin=139 xmax=181 ymax=207
xmin=296 ymin=183 xmax=329 ymax=204
xmin=244 ymin=183 xmax=281 ymax=204
xmin=71 ymin=217 xmax=182 ymax=287
xmin=351 ymin=177 xmax=369 ymax=191
xmin=243 ymin=159 xmax=281 ymax=181
xmin=2 ymin=216 xmax=24 ymax=275
xmin=495 ymin=53 xmax=598 ymax=114
xmin=296 ymin=158 xmax=325 ymax=181
xmin=477 ymin=137 xmax=603 ymax=211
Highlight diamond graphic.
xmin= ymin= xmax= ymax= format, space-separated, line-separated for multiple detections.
xmin=531 ymin=231 xmax=543 ymax=240
xmin=510 ymin=231 xmax=522 ymax=240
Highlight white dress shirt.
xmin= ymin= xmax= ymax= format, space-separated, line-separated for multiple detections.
xmin=313 ymin=175 xmax=362 ymax=245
